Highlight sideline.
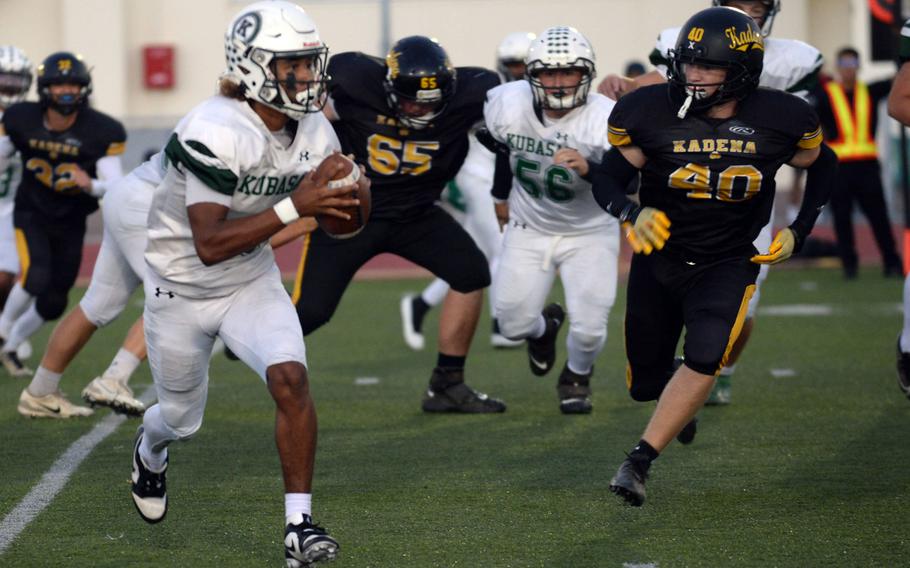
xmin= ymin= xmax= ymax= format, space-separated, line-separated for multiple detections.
xmin=0 ymin=387 xmax=156 ymax=555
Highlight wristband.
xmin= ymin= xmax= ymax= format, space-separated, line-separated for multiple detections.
xmin=273 ymin=197 xmax=300 ymax=225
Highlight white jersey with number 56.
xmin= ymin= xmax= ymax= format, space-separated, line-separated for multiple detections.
xmin=484 ymin=81 xmax=618 ymax=235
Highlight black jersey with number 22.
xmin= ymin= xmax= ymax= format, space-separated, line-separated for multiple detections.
xmin=2 ymin=101 xmax=126 ymax=221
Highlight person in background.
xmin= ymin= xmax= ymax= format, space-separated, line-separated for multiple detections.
xmin=815 ymin=46 xmax=901 ymax=279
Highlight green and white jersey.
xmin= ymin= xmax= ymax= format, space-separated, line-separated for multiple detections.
xmin=146 ymin=95 xmax=340 ymax=298
xmin=900 ymin=19 xmax=910 ymax=63
xmin=650 ymin=27 xmax=823 ymax=100
xmin=484 ymin=81 xmax=617 ymax=235
xmin=0 ymin=110 xmax=21 ymax=216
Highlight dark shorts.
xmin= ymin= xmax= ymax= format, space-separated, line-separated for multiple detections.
xmin=292 ymin=205 xmax=490 ymax=335
xmin=623 ymin=251 xmax=758 ymax=401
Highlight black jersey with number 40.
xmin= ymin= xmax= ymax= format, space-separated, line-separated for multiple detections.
xmin=608 ymin=84 xmax=822 ymax=260
xmin=327 ymin=52 xmax=499 ymax=222
xmin=1 ymin=101 xmax=126 ymax=221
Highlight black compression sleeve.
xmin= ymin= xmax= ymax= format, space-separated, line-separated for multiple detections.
xmin=591 ymin=147 xmax=642 ymax=222
xmin=475 ymin=127 xmax=513 ymax=200
xmin=789 ymin=143 xmax=837 ymax=251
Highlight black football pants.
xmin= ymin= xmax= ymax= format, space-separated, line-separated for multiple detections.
xmin=293 ymin=205 xmax=490 ymax=336
xmin=623 ymin=251 xmax=758 ymax=402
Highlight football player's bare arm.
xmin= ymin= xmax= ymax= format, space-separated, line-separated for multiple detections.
xmin=597 ymin=70 xmax=664 ymax=100
xmin=187 ymin=169 xmax=359 ymax=266
xmin=270 ymin=217 xmax=318 ymax=249
xmin=494 ymin=201 xmax=509 ymax=232
xmin=888 ymin=63 xmax=910 ymax=126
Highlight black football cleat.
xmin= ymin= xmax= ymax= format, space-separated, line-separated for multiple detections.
xmin=527 ymin=303 xmax=566 ymax=377
xmin=284 ymin=513 xmax=339 ymax=567
xmin=609 ymin=455 xmax=649 ymax=507
xmin=676 ymin=417 xmax=698 ymax=445
xmin=131 ymin=426 xmax=168 ymax=524
xmin=557 ymin=364 xmax=593 ymax=414
xmin=422 ymin=367 xmax=506 ymax=413
xmin=898 ymin=335 xmax=910 ymax=400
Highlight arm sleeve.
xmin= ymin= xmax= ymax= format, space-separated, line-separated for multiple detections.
xmin=88 ymin=155 xmax=125 ymax=197
xmin=789 ymin=143 xmax=837 ymax=251
xmin=590 ymin=147 xmax=641 ymax=222
xmin=475 ymin=127 xmax=512 ymax=201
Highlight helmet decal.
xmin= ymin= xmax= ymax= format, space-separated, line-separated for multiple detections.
xmin=232 ymin=12 xmax=261 ymax=43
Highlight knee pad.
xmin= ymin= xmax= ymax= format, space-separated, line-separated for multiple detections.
xmin=496 ymin=312 xmax=537 ymax=340
xmin=80 ymin=287 xmax=130 ymax=327
xmin=36 ymin=292 xmax=68 ymax=320
xmin=160 ymin=405 xmax=203 ymax=440
xmin=567 ymin=328 xmax=606 ymax=354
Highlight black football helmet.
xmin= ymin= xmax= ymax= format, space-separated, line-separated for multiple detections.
xmin=384 ymin=36 xmax=456 ymax=129
xmin=712 ymin=0 xmax=780 ymax=37
xmin=667 ymin=7 xmax=764 ymax=118
xmin=37 ymin=51 xmax=92 ymax=115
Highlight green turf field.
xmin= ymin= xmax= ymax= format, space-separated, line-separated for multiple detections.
xmin=0 ymin=266 xmax=907 ymax=567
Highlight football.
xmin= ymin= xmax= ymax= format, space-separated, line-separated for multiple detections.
xmin=313 ymin=153 xmax=371 ymax=239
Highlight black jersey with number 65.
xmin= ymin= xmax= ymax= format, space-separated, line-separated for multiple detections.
xmin=327 ymin=52 xmax=499 ymax=222
xmin=607 ymin=84 xmax=822 ymax=260
xmin=1 ymin=101 xmax=126 ymax=221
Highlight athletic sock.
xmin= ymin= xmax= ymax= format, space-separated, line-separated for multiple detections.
xmin=436 ymin=353 xmax=465 ymax=370
xmin=528 ymin=314 xmax=547 ymax=340
xmin=5 ymin=304 xmax=44 ymax=352
xmin=102 ymin=348 xmax=141 ymax=384
xmin=28 ymin=366 xmax=63 ymax=397
xmin=411 ymin=296 xmax=431 ymax=331
xmin=285 ymin=493 xmax=313 ymax=524
xmin=0 ymin=284 xmax=33 ymax=340
xmin=629 ymin=439 xmax=659 ymax=471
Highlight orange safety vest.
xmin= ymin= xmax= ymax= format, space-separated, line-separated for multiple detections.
xmin=823 ymin=80 xmax=878 ymax=161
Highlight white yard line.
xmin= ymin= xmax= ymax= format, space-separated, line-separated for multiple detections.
xmin=0 ymin=387 xmax=156 ymax=555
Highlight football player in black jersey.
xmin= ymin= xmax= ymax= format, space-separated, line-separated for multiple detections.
xmin=0 ymin=52 xmax=125 ymax=384
xmin=292 ymin=36 xmax=506 ymax=413
xmin=591 ymin=7 xmax=836 ymax=506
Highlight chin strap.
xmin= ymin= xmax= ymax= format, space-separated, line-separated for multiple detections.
xmin=677 ymin=92 xmax=694 ymax=119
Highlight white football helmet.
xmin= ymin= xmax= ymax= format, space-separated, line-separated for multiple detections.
xmin=496 ymin=32 xmax=536 ymax=82
xmin=712 ymin=0 xmax=780 ymax=37
xmin=0 ymin=45 xmax=32 ymax=108
xmin=526 ymin=27 xmax=596 ymax=111
xmin=224 ymin=0 xmax=329 ymax=119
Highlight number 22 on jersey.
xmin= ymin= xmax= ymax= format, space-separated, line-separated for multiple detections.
xmin=26 ymin=158 xmax=80 ymax=193
xmin=367 ymin=134 xmax=439 ymax=176
xmin=669 ymin=162 xmax=762 ymax=202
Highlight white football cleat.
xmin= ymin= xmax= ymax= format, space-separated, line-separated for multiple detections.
xmin=18 ymin=388 xmax=95 ymax=419
xmin=399 ymin=294 xmax=425 ymax=351
xmin=82 ymin=376 xmax=146 ymax=416
xmin=1 ymin=350 xmax=33 ymax=377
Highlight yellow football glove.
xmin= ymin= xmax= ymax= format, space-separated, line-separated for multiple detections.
xmin=622 ymin=207 xmax=671 ymax=255
xmin=751 ymin=228 xmax=796 ymax=265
